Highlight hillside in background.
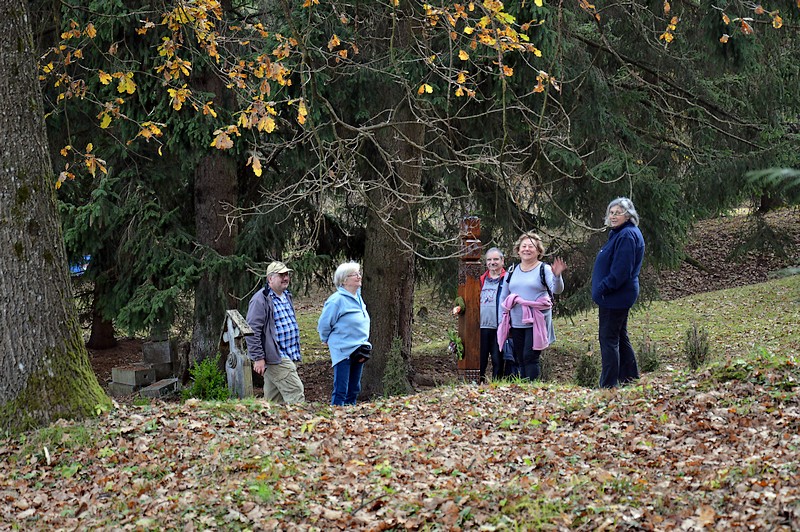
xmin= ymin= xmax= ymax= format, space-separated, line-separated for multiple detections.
xmin=656 ymin=208 xmax=800 ymax=300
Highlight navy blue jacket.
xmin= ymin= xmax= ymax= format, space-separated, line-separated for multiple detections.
xmin=591 ymin=221 xmax=645 ymax=309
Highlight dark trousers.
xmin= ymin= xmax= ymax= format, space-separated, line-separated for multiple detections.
xmin=480 ymin=328 xmax=511 ymax=381
xmin=511 ymin=327 xmax=541 ymax=381
xmin=598 ymin=307 xmax=640 ymax=388
xmin=332 ymin=357 xmax=364 ymax=406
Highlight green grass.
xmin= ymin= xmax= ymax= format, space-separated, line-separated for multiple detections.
xmin=555 ymin=274 xmax=800 ymax=366
xmin=292 ymin=274 xmax=800 ymax=383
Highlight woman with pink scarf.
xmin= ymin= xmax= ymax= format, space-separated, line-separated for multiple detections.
xmin=497 ymin=232 xmax=566 ymax=381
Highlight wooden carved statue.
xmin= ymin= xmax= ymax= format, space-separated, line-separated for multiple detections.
xmin=456 ymin=216 xmax=482 ymax=382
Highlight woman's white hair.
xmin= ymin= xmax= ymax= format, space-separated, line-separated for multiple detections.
xmin=605 ymin=197 xmax=640 ymax=227
xmin=333 ymin=261 xmax=361 ymax=286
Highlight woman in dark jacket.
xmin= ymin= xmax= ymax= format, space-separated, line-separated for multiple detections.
xmin=592 ymin=197 xmax=645 ymax=388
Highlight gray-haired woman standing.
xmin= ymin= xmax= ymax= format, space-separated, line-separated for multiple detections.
xmin=591 ymin=197 xmax=645 ymax=388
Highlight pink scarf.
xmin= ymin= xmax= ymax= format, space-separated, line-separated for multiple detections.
xmin=497 ymin=294 xmax=552 ymax=351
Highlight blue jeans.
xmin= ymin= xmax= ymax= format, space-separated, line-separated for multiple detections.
xmin=511 ymin=327 xmax=541 ymax=381
xmin=480 ymin=328 xmax=507 ymax=381
xmin=332 ymin=357 xmax=364 ymax=406
xmin=598 ymin=307 xmax=639 ymax=388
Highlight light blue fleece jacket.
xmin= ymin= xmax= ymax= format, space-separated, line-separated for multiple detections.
xmin=317 ymin=287 xmax=371 ymax=367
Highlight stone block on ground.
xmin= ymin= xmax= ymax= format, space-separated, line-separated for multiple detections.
xmin=108 ymin=382 xmax=139 ymax=397
xmin=142 ymin=340 xmax=175 ymax=365
xmin=112 ymin=364 xmax=156 ymax=387
xmin=140 ymin=378 xmax=180 ymax=399
xmin=150 ymin=362 xmax=174 ymax=380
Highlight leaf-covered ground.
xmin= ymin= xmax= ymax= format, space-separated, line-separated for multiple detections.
xmin=6 ymin=208 xmax=797 ymax=529
xmin=2 ymin=348 xmax=799 ymax=530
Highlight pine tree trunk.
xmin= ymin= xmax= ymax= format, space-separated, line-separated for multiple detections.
xmin=355 ymin=11 xmax=425 ymax=398
xmin=0 ymin=0 xmax=110 ymax=433
xmin=176 ymin=9 xmax=238 ymax=378
xmin=87 ymin=281 xmax=117 ymax=350
xmin=186 ymin=150 xmax=237 ymax=375
xmin=360 ymin=97 xmax=425 ymax=398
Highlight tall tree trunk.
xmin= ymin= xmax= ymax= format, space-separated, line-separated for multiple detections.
xmin=360 ymin=98 xmax=425 ymax=397
xmin=86 ymin=280 xmax=117 ymax=350
xmin=0 ymin=0 xmax=110 ymax=434
xmin=187 ymin=151 xmax=237 ymax=376
xmin=182 ymin=0 xmax=239 ymax=378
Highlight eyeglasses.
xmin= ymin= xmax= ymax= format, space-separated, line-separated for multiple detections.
xmin=347 ymin=272 xmax=363 ymax=278
xmin=608 ymin=210 xmax=627 ymax=217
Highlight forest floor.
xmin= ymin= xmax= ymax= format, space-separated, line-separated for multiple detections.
xmin=3 ymin=208 xmax=800 ymax=530
xmin=87 ymin=207 xmax=800 ymax=402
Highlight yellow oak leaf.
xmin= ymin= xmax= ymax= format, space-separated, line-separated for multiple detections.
xmin=328 ymin=34 xmax=341 ymax=50
xmin=117 ymin=72 xmax=136 ymax=94
xmin=258 ymin=116 xmax=276 ymax=133
xmin=720 ymin=34 xmax=730 ymax=43
xmin=99 ymin=113 xmax=112 ymax=129
xmin=459 ymin=50 xmax=469 ymax=60
xmin=85 ymin=23 xmax=97 ymax=38
xmin=417 ymin=83 xmax=433 ymax=95
xmin=203 ymin=102 xmax=217 ymax=118
xmin=98 ymin=71 xmax=112 ymax=85
xmin=722 ymin=13 xmax=730 ymax=24
xmin=211 ymin=132 xmax=234 ymax=149
xmin=251 ymin=156 xmax=263 ymax=177
xmin=535 ymin=0 xmax=543 ymax=5
xmin=772 ymin=15 xmax=783 ymax=28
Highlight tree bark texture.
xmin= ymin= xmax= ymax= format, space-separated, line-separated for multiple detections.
xmin=360 ymin=98 xmax=425 ymax=398
xmin=184 ymin=1 xmax=239 ymax=374
xmin=87 ymin=281 xmax=117 ymax=350
xmin=355 ymin=10 xmax=426 ymax=398
xmin=0 ymin=0 xmax=110 ymax=433
xmin=188 ymin=150 xmax=237 ymax=374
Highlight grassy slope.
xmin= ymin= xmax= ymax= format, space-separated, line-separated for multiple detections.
xmin=2 ymin=276 xmax=799 ymax=529
xmin=556 ymin=274 xmax=800 ymax=365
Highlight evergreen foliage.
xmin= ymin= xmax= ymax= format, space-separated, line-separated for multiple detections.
xmin=181 ymin=354 xmax=230 ymax=401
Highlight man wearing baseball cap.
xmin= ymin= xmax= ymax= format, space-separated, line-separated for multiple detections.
xmin=245 ymin=261 xmax=305 ymax=403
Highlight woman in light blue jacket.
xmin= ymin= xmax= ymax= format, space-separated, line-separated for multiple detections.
xmin=317 ymin=262 xmax=371 ymax=406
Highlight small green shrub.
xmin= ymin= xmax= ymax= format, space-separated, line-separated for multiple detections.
xmin=684 ymin=323 xmax=710 ymax=371
xmin=637 ymin=335 xmax=661 ymax=373
xmin=574 ymin=350 xmax=600 ymax=388
xmin=182 ymin=354 xmax=230 ymax=401
xmin=383 ymin=337 xmax=412 ymax=397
